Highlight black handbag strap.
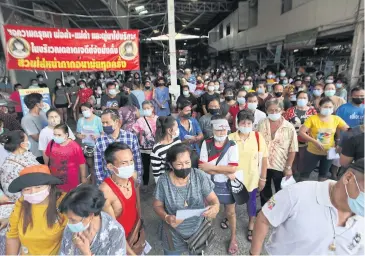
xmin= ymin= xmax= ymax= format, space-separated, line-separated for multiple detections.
xmin=48 ymin=140 xmax=55 ymax=167
xmin=143 ymin=116 xmax=154 ymax=138
xmin=209 ymin=139 xmax=234 ymax=182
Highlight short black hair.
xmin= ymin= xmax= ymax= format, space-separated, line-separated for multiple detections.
xmin=207 ymin=98 xmax=220 ymax=107
xmin=36 ymin=74 xmax=43 ymax=78
xmin=351 ymin=86 xmax=364 ymax=95
xmin=166 ymin=143 xmax=191 ymax=165
xmin=182 ymin=85 xmax=189 ymax=90
xmin=0 ymin=130 xmax=26 ymax=152
xmin=211 ymin=114 xmax=225 ymax=121
xmin=59 ymin=184 xmax=106 ymax=217
xmin=101 ymin=108 xmax=120 ymax=121
xmin=273 ymin=83 xmax=283 ymax=91
xmin=178 ymin=99 xmax=192 ymax=110
xmin=54 ymin=124 xmax=69 ymax=136
xmin=77 ymin=79 xmax=86 ymax=86
xmin=14 ymin=83 xmax=22 ymax=90
xmin=319 ymin=97 xmax=334 ymax=107
xmin=296 ymin=91 xmax=308 ymax=98
xmin=237 ymin=109 xmax=255 ymax=123
xmin=24 ymin=93 xmax=42 ymax=109
xmin=46 ymin=108 xmax=59 ymax=118
xmin=104 ymin=142 xmax=132 ymax=164
xmin=106 ymin=81 xmax=116 ymax=89
xmin=245 ymin=92 xmax=257 ymax=100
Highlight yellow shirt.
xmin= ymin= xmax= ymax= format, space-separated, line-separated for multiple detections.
xmin=303 ymin=114 xmax=347 ymax=155
xmin=228 ymin=131 xmax=268 ymax=192
xmin=7 ymin=193 xmax=67 ymax=255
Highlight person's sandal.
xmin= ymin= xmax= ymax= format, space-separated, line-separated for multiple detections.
xmin=247 ymin=229 xmax=253 ymax=242
xmin=220 ymin=218 xmax=229 ymax=229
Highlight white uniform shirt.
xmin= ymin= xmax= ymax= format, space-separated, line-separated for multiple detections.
xmin=253 ymin=109 xmax=266 ymax=130
xmin=262 ymin=180 xmax=364 ymax=255
xmin=38 ymin=126 xmax=76 ymax=151
xmin=199 ymin=139 xmax=239 ymax=183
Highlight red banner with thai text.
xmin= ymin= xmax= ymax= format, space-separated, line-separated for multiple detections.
xmin=4 ymin=24 xmax=140 ymax=71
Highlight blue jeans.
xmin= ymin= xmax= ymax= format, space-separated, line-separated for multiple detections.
xmin=163 ymin=248 xmax=186 ymax=255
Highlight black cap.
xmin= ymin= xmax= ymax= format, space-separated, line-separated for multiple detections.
xmin=349 ymin=158 xmax=364 ymax=173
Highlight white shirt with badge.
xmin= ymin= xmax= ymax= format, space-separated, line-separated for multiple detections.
xmin=262 ymin=180 xmax=364 ymax=255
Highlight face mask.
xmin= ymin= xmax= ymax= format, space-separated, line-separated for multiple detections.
xmin=67 ymin=218 xmax=90 ymax=233
xmin=336 ymin=83 xmax=342 ymax=89
xmin=247 ymin=102 xmax=258 ymax=110
xmin=53 ymin=136 xmax=66 ymax=144
xmin=297 ymin=99 xmax=308 ymax=107
xmin=56 ymin=83 xmax=62 ymax=87
xmin=80 ymin=84 xmax=85 ymax=89
xmin=220 ymin=98 xmax=225 ymax=103
xmin=103 ymin=124 xmax=115 ymax=135
xmin=214 ymin=85 xmax=220 ymax=91
xmin=313 ymin=89 xmax=322 ymax=97
xmin=225 ymin=96 xmax=234 ymax=101
xmin=208 ymin=86 xmax=214 ymax=92
xmin=109 ymin=89 xmax=117 ymax=95
xmin=23 ymin=141 xmax=31 ymax=151
xmin=182 ymin=113 xmax=191 ymax=119
xmin=183 ymin=91 xmax=190 ymax=97
xmin=214 ymin=135 xmax=227 ymax=142
xmin=353 ymin=98 xmax=364 ymax=105
xmin=31 ymin=83 xmax=38 ymax=87
xmin=144 ymin=109 xmax=152 ymax=117
xmin=145 ymin=85 xmax=150 ymax=89
xmin=243 ymin=85 xmax=250 ymax=91
xmin=205 ymin=75 xmax=209 ymax=80
xmin=267 ymin=75 xmax=273 ymax=79
xmin=282 ymin=80 xmax=288 ymax=85
xmin=229 ymin=78 xmax=233 ymax=82
xmin=324 ymin=90 xmax=336 ymax=97
xmin=71 ymin=82 xmax=76 ymax=87
xmin=172 ymin=129 xmax=180 ymax=139
xmin=172 ymin=166 xmax=191 ymax=179
xmin=274 ymin=92 xmax=283 ymax=97
xmin=240 ymin=77 xmax=245 ymax=81
xmin=280 ymin=72 xmax=286 ymax=77
xmin=320 ymin=108 xmax=333 ymax=116
xmin=38 ymin=78 xmax=44 ymax=82
xmin=114 ymin=164 xmax=135 ymax=179
xmin=298 ymin=88 xmax=305 ymax=92
xmin=0 ymin=128 xmax=3 ymax=135
xmin=257 ymin=88 xmax=265 ymax=94
xmin=268 ymin=113 xmax=281 ymax=121
xmin=96 ymin=90 xmax=102 ymax=95
xmin=325 ymin=79 xmax=334 ymax=84
xmin=100 ymin=75 xmax=104 ymax=79
xmin=23 ymin=187 xmax=50 ymax=204
xmin=208 ymin=108 xmax=220 ymax=115
xmin=238 ymin=126 xmax=252 ymax=134
xmin=237 ymin=97 xmax=246 ymax=105
xmin=345 ymin=176 xmax=364 ymax=217
xmin=82 ymin=110 xmax=92 ymax=118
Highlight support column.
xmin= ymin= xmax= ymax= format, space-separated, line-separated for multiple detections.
xmin=0 ymin=5 xmax=17 ymax=86
xmin=167 ymin=0 xmax=179 ymax=109
xmin=348 ymin=20 xmax=364 ymax=88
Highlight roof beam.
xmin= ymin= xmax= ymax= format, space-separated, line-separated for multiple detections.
xmin=44 ymin=0 xmax=81 ymax=28
xmin=101 ymin=0 xmax=129 ymax=28
xmin=128 ymin=2 xmax=234 ymax=13
xmin=74 ymin=0 xmax=102 ymax=28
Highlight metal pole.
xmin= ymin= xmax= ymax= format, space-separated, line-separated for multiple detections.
xmin=0 ymin=5 xmax=17 ymax=86
xmin=167 ymin=0 xmax=179 ymax=110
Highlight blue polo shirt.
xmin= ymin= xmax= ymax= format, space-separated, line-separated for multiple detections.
xmin=336 ymin=103 xmax=364 ymax=128
xmin=176 ymin=117 xmax=202 ymax=153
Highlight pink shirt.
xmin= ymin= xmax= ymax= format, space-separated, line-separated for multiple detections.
xmin=132 ymin=115 xmax=157 ymax=151
xmin=45 ymin=140 xmax=86 ymax=192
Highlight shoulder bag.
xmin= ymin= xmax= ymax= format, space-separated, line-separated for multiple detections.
xmin=127 ymin=218 xmax=146 ymax=255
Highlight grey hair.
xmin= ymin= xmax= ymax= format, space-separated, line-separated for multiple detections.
xmin=142 ymin=100 xmax=154 ymax=108
xmin=265 ymin=98 xmax=284 ymax=111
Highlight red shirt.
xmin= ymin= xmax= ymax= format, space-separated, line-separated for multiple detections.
xmin=9 ymin=91 xmax=21 ymax=112
xmin=228 ymin=104 xmax=246 ymax=132
xmin=78 ymin=88 xmax=93 ymax=104
xmin=46 ymin=140 xmax=86 ymax=192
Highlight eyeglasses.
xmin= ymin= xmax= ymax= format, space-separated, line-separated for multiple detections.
xmin=267 ymin=108 xmax=282 ymax=114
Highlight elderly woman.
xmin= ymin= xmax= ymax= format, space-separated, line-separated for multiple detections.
xmin=59 ymin=184 xmax=127 ymax=255
xmin=228 ymin=109 xmax=268 ymax=242
xmin=199 ymin=115 xmax=239 ymax=254
xmin=6 ymin=165 xmax=67 ymax=255
xmin=132 ymin=100 xmax=158 ymax=188
xmin=257 ymin=99 xmax=298 ymax=206
xmin=153 ymin=143 xmax=219 ymax=255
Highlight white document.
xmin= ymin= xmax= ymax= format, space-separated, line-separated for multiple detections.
xmin=327 ymin=147 xmax=340 ymax=160
xmin=280 ymin=175 xmax=297 ymax=189
xmin=176 ymin=207 xmax=209 ymax=220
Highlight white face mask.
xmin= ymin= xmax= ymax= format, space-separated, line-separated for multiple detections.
xmin=208 ymin=86 xmax=215 ymax=92
xmin=114 ymin=164 xmax=135 ymax=179
xmin=214 ymin=134 xmax=227 ymax=142
xmin=172 ymin=129 xmax=180 ymax=139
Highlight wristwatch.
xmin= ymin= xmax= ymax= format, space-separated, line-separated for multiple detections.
xmin=285 ymin=166 xmax=291 ymax=170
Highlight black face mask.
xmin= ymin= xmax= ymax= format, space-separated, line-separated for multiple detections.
xmin=225 ymin=96 xmax=234 ymax=102
xmin=274 ymin=92 xmax=283 ymax=97
xmin=182 ymin=113 xmax=192 ymax=119
xmin=353 ymin=98 xmax=364 ymax=105
xmin=173 ymin=167 xmax=191 ymax=179
xmin=208 ymin=108 xmax=220 ymax=115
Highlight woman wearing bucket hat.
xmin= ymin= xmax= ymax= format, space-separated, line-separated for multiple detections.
xmin=6 ymin=165 xmax=67 ymax=255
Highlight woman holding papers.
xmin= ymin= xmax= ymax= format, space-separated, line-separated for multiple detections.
xmin=153 ymin=143 xmax=219 ymax=255
xmin=228 ymin=109 xmax=268 ymax=242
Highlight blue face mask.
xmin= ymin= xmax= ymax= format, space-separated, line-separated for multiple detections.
xmin=268 ymin=113 xmax=281 ymax=121
xmin=257 ymin=88 xmax=265 ymax=94
xmin=320 ymin=108 xmax=333 ymax=116
xmin=67 ymin=218 xmax=90 ymax=233
xmin=345 ymin=176 xmax=364 ymax=217
xmin=237 ymin=97 xmax=246 ymax=105
xmin=238 ymin=126 xmax=252 ymax=134
xmin=53 ymin=136 xmax=66 ymax=144
xmin=324 ymin=90 xmax=336 ymax=97
xmin=313 ymin=89 xmax=322 ymax=97
xmin=297 ymin=99 xmax=308 ymax=107
xmin=103 ymin=125 xmax=115 ymax=135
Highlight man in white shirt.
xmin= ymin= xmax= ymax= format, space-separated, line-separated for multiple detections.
xmin=250 ymin=158 xmax=364 ymax=255
xmin=245 ymin=92 xmax=266 ymax=130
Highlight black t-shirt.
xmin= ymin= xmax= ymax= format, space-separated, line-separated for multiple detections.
xmin=201 ymin=92 xmax=220 ymax=106
xmin=101 ymin=94 xmax=121 ymax=108
xmin=177 ymin=94 xmax=197 ymax=108
xmin=341 ymin=132 xmax=364 ymax=161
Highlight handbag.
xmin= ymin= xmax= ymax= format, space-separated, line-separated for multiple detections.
xmin=82 ymin=145 xmax=95 ymax=158
xmin=127 ymin=219 xmax=146 ymax=255
xmin=164 ymin=218 xmax=215 ymax=255
xmin=227 ymin=178 xmax=249 ymax=205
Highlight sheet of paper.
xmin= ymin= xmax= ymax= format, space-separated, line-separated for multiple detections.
xmin=327 ymin=147 xmax=340 ymax=160
xmin=176 ymin=207 xmax=209 ymax=220
xmin=81 ymin=129 xmax=98 ymax=146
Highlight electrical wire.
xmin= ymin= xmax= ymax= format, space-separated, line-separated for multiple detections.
xmin=0 ymin=2 xmax=165 ymax=19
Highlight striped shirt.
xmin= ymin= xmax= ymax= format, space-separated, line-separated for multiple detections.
xmin=150 ymin=139 xmax=181 ymax=183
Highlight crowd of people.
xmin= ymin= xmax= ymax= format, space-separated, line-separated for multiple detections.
xmin=0 ymin=66 xmax=363 ymax=255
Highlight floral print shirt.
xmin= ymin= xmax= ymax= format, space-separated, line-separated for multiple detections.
xmin=132 ymin=115 xmax=157 ymax=153
xmin=60 ymin=212 xmax=127 ymax=255
xmin=0 ymin=152 xmax=39 ymax=202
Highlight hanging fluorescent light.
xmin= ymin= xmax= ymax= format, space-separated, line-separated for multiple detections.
xmin=139 ymin=10 xmax=148 ymax=15
xmin=194 ymin=28 xmax=200 ymax=31
xmin=153 ymin=29 xmax=159 ymax=33
xmin=182 ymin=24 xmax=187 ymax=27
xmin=135 ymin=5 xmax=145 ymax=12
